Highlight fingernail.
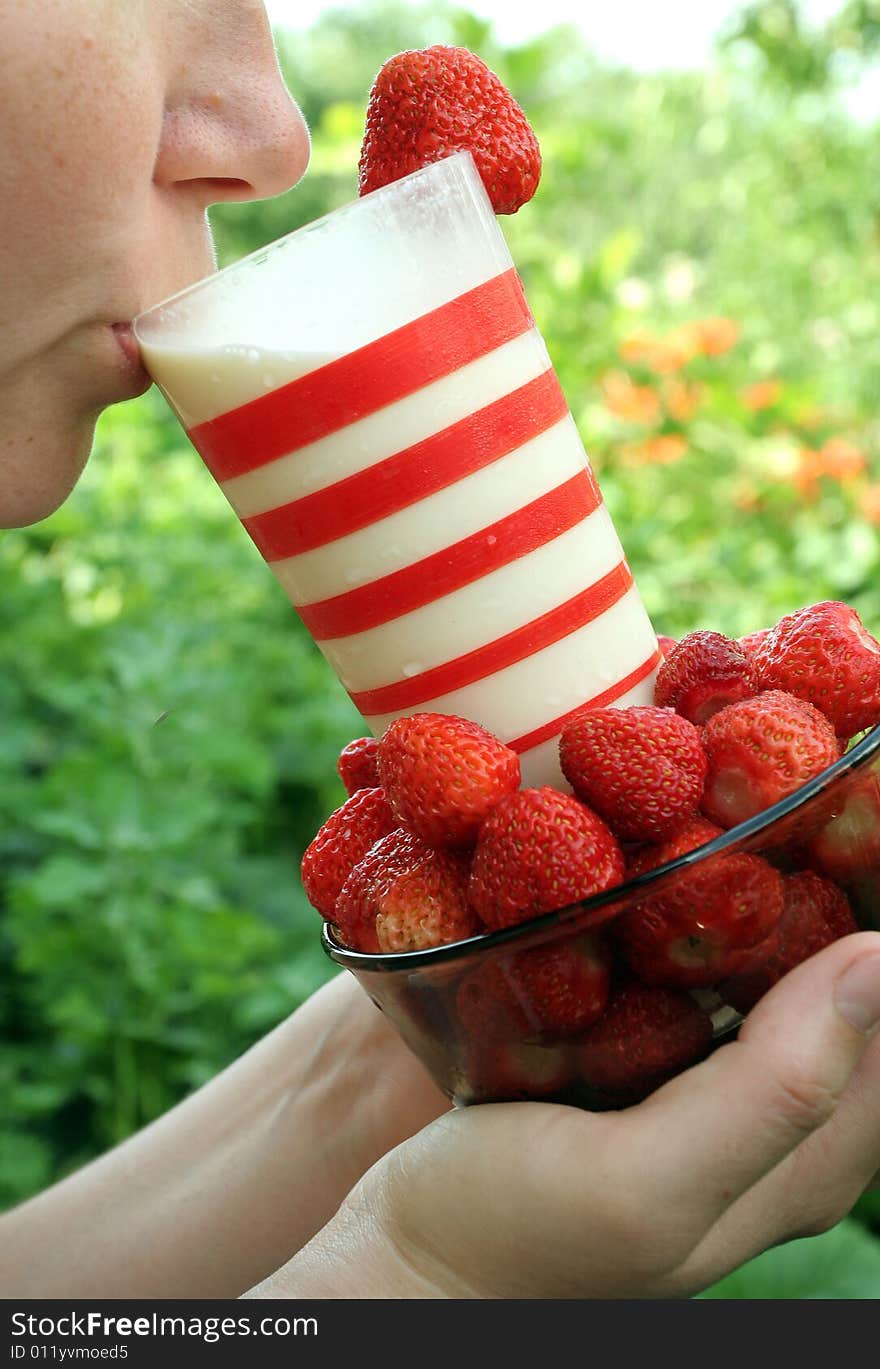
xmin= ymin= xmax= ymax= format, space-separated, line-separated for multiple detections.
xmin=834 ymin=954 xmax=880 ymax=1036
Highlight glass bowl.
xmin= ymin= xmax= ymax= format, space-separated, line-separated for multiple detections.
xmin=322 ymin=725 xmax=880 ymax=1110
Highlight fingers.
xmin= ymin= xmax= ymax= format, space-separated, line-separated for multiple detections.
xmin=608 ymin=934 xmax=880 ymax=1265
xmin=669 ymin=1027 xmax=880 ymax=1292
xmin=301 ymin=937 xmax=880 ymax=1301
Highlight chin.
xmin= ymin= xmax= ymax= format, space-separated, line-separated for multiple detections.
xmin=0 ymin=418 xmax=96 ymax=529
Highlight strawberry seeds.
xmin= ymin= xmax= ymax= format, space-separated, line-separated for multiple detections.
xmin=301 ymin=599 xmax=880 ymax=1106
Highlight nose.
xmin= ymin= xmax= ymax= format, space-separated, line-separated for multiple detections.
xmin=154 ymin=22 xmax=310 ymax=206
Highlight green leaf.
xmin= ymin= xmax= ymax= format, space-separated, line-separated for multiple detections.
xmin=0 ymin=1131 xmax=53 ymax=1208
xmin=699 ymin=1220 xmax=880 ymax=1299
xmin=596 ymin=227 xmax=643 ymax=287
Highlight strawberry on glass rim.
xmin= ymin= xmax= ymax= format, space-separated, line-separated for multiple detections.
xmin=358 ymin=45 xmax=542 ymax=214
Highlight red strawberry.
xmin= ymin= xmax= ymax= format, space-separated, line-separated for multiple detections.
xmin=783 ymin=869 xmax=856 ymax=934
xmin=701 ymin=690 xmax=840 ymax=828
xmin=359 ymin=46 xmax=541 ymax=215
xmin=807 ymin=773 xmax=880 ymax=884
xmin=335 ymin=827 xmax=431 ymax=953
xmin=751 ymin=600 xmax=880 ymax=740
xmin=337 ymin=736 xmax=380 ymax=795
xmin=456 ymin=960 xmax=531 ymax=1042
xmin=615 ymin=852 xmax=785 ymax=987
xmin=301 ymin=787 xmax=394 ymax=921
xmin=821 ymin=883 xmax=862 ymax=939
xmin=657 ymin=634 xmax=678 ymax=658
xmin=719 ymin=871 xmax=858 ymax=1013
xmin=465 ymin=1039 xmax=573 ymax=1102
xmin=559 ymin=705 xmax=707 ymax=842
xmin=468 ymin=787 xmax=625 ymax=930
xmin=737 ymin=627 xmax=772 ymax=661
xmin=575 ymin=983 xmax=713 ymax=1099
xmin=456 ymin=936 xmax=611 ymax=1042
xmin=374 ymin=850 xmax=479 ymax=953
xmin=628 ymin=816 xmax=724 ymax=879
xmin=655 ymin=630 xmax=755 ymax=725
xmin=378 ymin=712 xmax=520 ymax=849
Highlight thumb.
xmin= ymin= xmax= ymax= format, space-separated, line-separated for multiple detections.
xmin=612 ymin=932 xmax=880 ymax=1237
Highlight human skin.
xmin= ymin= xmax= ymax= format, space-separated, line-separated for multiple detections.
xmin=249 ymin=939 xmax=880 ymax=1299
xmin=3 ymin=0 xmax=880 ymax=1305
xmin=0 ymin=0 xmax=309 ymax=528
xmin=0 ymin=0 xmax=451 ymax=1298
xmin=0 ymin=973 xmax=450 ymax=1297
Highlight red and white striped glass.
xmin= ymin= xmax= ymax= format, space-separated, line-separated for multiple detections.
xmin=134 ymin=153 xmax=660 ymax=786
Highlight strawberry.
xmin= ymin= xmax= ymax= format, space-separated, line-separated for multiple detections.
xmin=456 ymin=960 xmax=531 ymax=1042
xmin=701 ymin=690 xmax=840 ymax=828
xmin=822 ymin=887 xmax=862 ymax=938
xmin=807 ymin=773 xmax=880 ymax=884
xmin=559 ymin=705 xmax=707 ymax=842
xmin=377 ymin=712 xmax=520 ymax=849
xmin=615 ymin=851 xmax=785 ymax=987
xmin=358 ymin=46 xmax=541 ymax=214
xmin=456 ymin=936 xmax=611 ymax=1042
xmin=719 ymin=870 xmax=858 ymax=1013
xmin=737 ymin=627 xmax=772 ymax=661
xmin=465 ymin=1039 xmax=572 ymax=1102
xmin=337 ymin=736 xmax=380 ymax=795
xmin=575 ymin=983 xmax=713 ymax=1100
xmin=374 ymin=849 xmax=479 ymax=953
xmin=335 ymin=827 xmax=432 ymax=952
xmin=751 ymin=600 xmax=880 ymax=740
xmin=657 ymin=634 xmax=678 ymax=658
xmin=627 ymin=816 xmax=724 ymax=879
xmin=301 ymin=787 xmax=394 ymax=921
xmin=655 ymin=630 xmax=755 ymax=725
xmin=468 ymin=787 xmax=625 ymax=930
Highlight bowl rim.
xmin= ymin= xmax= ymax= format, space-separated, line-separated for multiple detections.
xmin=322 ymin=722 xmax=880 ymax=974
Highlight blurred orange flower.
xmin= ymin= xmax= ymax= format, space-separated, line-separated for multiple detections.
xmin=665 ymin=380 xmax=704 ymax=423
xmin=734 ymin=487 xmax=764 ymax=513
xmin=660 ymin=325 xmax=702 ymax=370
xmin=819 ymin=437 xmax=866 ymax=481
xmin=788 ymin=438 xmax=865 ymax=497
xmin=792 ymin=448 xmax=825 ymax=498
xmin=618 ymin=330 xmax=657 ymax=364
xmin=618 ymin=326 xmax=698 ymax=373
xmin=689 ymin=317 xmax=740 ymax=356
xmin=859 ymin=485 xmax=880 ymax=525
xmin=601 ymin=370 xmax=662 ymax=424
xmin=621 ymin=434 xmax=688 ymax=466
xmin=742 ymin=379 xmax=782 ymax=411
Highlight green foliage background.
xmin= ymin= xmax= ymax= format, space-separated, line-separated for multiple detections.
xmin=2 ymin=0 xmax=880 ymax=1297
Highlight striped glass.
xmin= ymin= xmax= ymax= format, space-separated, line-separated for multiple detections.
xmin=134 ymin=153 xmax=660 ymax=787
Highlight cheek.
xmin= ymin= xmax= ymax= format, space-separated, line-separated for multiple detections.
xmin=0 ymin=4 xmax=164 ymax=526
xmin=0 ymin=8 xmax=162 ymax=313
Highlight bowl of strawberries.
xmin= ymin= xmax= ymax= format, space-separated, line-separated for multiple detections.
xmin=304 ymin=600 xmax=880 ymax=1109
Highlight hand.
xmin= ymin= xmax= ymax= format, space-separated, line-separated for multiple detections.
xmin=0 ymin=970 xmax=449 ymax=1299
xmin=248 ymin=932 xmax=880 ymax=1299
xmin=302 ymin=971 xmax=451 ymax=1195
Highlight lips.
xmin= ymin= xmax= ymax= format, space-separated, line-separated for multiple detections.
xmin=111 ymin=322 xmax=151 ymax=396
xmin=112 ymin=322 xmax=142 ymax=368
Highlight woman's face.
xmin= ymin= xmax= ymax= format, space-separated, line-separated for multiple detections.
xmin=0 ymin=0 xmax=310 ymax=527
